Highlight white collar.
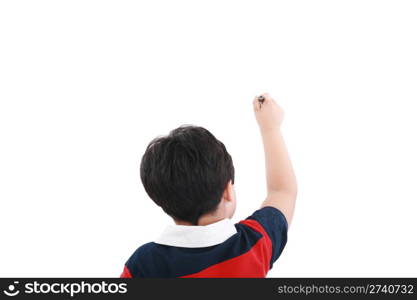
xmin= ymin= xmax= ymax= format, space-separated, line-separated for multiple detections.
xmin=154 ymin=218 xmax=238 ymax=248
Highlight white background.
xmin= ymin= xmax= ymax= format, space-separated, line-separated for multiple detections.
xmin=1 ymin=0 xmax=416 ymax=277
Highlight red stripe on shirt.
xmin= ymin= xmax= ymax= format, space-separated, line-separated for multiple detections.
xmin=120 ymin=265 xmax=133 ymax=278
xmin=180 ymin=219 xmax=272 ymax=278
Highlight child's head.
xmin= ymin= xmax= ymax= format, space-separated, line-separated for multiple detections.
xmin=140 ymin=125 xmax=236 ymax=225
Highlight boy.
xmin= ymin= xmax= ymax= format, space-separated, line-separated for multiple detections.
xmin=121 ymin=93 xmax=297 ymax=278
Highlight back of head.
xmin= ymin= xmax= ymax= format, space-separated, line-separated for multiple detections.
xmin=140 ymin=125 xmax=235 ymax=225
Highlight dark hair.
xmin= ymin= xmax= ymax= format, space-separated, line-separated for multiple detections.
xmin=140 ymin=125 xmax=235 ymax=225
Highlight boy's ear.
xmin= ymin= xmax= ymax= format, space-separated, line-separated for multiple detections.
xmin=222 ymin=180 xmax=234 ymax=202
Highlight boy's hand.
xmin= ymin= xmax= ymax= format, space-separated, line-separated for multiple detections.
xmin=253 ymin=93 xmax=284 ymax=133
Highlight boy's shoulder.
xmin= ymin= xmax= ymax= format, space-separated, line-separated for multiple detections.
xmin=128 ymin=242 xmax=162 ymax=263
xmin=122 ymin=207 xmax=288 ymax=278
xmin=124 ymin=242 xmax=166 ymax=277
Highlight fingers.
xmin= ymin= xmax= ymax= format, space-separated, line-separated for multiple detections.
xmin=253 ymin=93 xmax=272 ymax=111
xmin=253 ymin=96 xmax=260 ymax=111
xmin=261 ymin=93 xmax=272 ymax=103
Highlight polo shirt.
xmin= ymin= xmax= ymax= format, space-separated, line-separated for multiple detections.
xmin=120 ymin=206 xmax=288 ymax=278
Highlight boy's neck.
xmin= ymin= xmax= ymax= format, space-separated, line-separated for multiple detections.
xmin=174 ymin=213 xmax=226 ymax=226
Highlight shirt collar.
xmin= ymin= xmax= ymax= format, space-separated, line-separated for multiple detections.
xmin=154 ymin=218 xmax=238 ymax=248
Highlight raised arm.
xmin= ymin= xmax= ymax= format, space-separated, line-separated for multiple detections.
xmin=253 ymin=93 xmax=297 ymax=226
